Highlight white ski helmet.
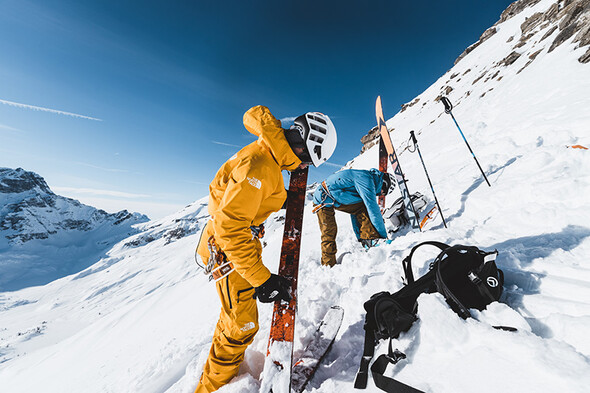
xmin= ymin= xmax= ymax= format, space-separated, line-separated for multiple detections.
xmin=381 ymin=172 xmax=396 ymax=195
xmin=290 ymin=112 xmax=337 ymax=167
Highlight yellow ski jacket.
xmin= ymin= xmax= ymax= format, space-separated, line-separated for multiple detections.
xmin=199 ymin=105 xmax=302 ymax=287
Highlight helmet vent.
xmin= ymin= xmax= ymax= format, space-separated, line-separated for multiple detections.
xmin=310 ymin=123 xmax=327 ymax=134
xmin=310 ymin=134 xmax=324 ymax=143
xmin=314 ymin=145 xmax=322 ymax=158
xmin=309 ymin=114 xmax=327 ymax=125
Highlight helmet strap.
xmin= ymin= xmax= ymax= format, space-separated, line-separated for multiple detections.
xmin=284 ymin=128 xmax=305 ymax=149
xmin=285 ymin=129 xmax=312 ymax=164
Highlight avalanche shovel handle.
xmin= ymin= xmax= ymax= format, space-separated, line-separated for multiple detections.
xmin=441 ymin=96 xmax=453 ymax=114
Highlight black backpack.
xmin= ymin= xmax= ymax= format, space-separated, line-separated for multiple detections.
xmin=354 ymin=241 xmax=504 ymax=393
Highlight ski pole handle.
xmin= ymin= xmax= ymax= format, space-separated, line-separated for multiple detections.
xmin=409 ymin=130 xmax=417 ymax=145
xmin=441 ymin=96 xmax=453 ymax=114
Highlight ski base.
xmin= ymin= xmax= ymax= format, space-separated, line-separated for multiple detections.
xmin=259 ymin=168 xmax=308 ymax=393
xmin=375 ymin=96 xmax=421 ymax=231
xmin=291 ymin=306 xmax=344 ymax=393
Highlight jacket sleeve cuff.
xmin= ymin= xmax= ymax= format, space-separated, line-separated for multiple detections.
xmin=242 ymin=263 xmax=272 ymax=288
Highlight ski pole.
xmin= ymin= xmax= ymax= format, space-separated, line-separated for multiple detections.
xmin=440 ymin=96 xmax=491 ymax=187
xmin=409 ymin=131 xmax=447 ymax=228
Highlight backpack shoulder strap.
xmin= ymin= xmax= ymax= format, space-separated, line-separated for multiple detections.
xmin=402 ymin=241 xmax=449 ymax=284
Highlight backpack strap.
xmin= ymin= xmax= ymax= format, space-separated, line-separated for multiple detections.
xmin=465 ymin=251 xmax=500 ymax=304
xmin=431 ymin=246 xmax=471 ymax=319
xmin=369 ymin=339 xmax=425 ymax=393
xmin=354 ymin=326 xmax=376 ymax=389
xmin=401 ymin=241 xmax=449 ymax=284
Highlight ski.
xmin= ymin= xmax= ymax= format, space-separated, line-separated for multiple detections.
xmin=375 ymin=96 xmax=421 ymax=231
xmin=291 ymin=306 xmax=344 ymax=393
xmin=260 ymin=167 xmax=308 ymax=393
xmin=378 ymin=137 xmax=388 ymax=209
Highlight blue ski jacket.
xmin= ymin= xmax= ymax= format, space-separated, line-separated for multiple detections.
xmin=313 ymin=168 xmax=387 ymax=240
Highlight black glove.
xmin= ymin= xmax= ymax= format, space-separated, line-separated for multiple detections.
xmin=253 ymin=274 xmax=292 ymax=303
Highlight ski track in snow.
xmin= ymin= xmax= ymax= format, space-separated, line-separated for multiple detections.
xmin=2 ymin=0 xmax=590 ymax=391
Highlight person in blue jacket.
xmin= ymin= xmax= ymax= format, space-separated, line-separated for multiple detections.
xmin=312 ymin=168 xmax=396 ymax=266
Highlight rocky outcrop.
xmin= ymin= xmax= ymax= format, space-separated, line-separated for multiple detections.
xmin=549 ymin=0 xmax=590 ymax=55
xmin=455 ymin=0 xmax=590 ymax=66
xmin=360 ymin=126 xmax=380 ymax=153
xmin=499 ymin=51 xmax=522 ymax=66
xmin=499 ymin=0 xmax=543 ymax=24
xmin=455 ymin=27 xmax=498 ymax=65
xmin=400 ymin=98 xmax=421 ymax=113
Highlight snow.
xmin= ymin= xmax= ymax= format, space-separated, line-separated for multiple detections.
xmin=2 ymin=0 xmax=590 ymax=392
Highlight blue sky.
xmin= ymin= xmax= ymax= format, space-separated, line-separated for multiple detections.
xmin=0 ymin=0 xmax=513 ymax=219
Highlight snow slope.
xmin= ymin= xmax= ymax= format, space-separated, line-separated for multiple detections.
xmin=1 ymin=0 xmax=590 ymax=392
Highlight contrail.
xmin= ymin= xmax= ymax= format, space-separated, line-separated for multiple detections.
xmin=323 ymin=162 xmax=344 ymax=168
xmin=53 ymin=186 xmax=150 ymax=199
xmin=280 ymin=116 xmax=297 ymax=124
xmin=75 ymin=162 xmax=128 ymax=173
xmin=0 ymin=98 xmax=102 ymax=121
xmin=211 ymin=140 xmax=242 ymax=148
xmin=0 ymin=123 xmax=22 ymax=132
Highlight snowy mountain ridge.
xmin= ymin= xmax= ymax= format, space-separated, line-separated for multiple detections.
xmin=1 ymin=0 xmax=590 ymax=392
xmin=0 ymin=167 xmax=149 ymax=291
xmin=0 ymin=167 xmax=148 ymax=245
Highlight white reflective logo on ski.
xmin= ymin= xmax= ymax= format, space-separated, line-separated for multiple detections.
xmin=240 ymin=322 xmax=256 ymax=332
xmin=487 ymin=277 xmax=499 ymax=287
xmin=248 ymin=176 xmax=262 ymax=189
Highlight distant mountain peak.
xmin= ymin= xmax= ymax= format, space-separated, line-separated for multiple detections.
xmin=0 ymin=167 xmax=53 ymax=195
xmin=0 ymin=167 xmax=148 ymax=246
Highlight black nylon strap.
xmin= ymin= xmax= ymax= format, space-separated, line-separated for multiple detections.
xmin=436 ymin=266 xmax=471 ymax=319
xmin=401 ymin=241 xmax=449 ymax=284
xmin=370 ymin=342 xmax=425 ymax=393
xmin=471 ymin=272 xmax=497 ymax=303
xmin=433 ymin=248 xmax=472 ymax=319
xmin=371 ymin=358 xmax=425 ymax=393
xmin=354 ymin=327 xmax=376 ymax=389
xmin=472 ymin=251 xmax=501 ymax=303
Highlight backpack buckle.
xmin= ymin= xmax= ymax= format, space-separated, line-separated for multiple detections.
xmin=385 ymin=348 xmax=407 ymax=365
xmin=467 ymin=271 xmax=482 ymax=285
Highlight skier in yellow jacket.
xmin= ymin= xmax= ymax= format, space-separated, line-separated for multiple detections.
xmin=194 ymin=105 xmax=337 ymax=393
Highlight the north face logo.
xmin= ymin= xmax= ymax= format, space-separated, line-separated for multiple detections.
xmin=240 ymin=322 xmax=256 ymax=332
xmin=247 ymin=177 xmax=261 ymax=189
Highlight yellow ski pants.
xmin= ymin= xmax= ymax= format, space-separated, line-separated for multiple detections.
xmin=194 ymin=271 xmax=258 ymax=393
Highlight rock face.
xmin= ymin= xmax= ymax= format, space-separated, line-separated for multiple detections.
xmin=359 ymin=0 xmax=590 ymax=152
xmin=360 ymin=126 xmax=380 ymax=153
xmin=0 ymin=167 xmax=148 ymax=245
